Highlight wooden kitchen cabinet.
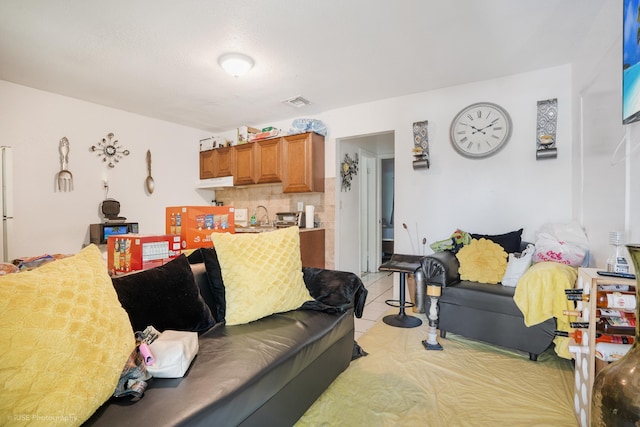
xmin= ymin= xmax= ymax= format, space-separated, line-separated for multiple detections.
xmin=199 ymin=132 xmax=324 ymax=193
xmin=199 ymin=150 xmax=215 ymax=179
xmin=299 ymin=229 xmax=325 ymax=268
xmin=199 ymin=147 xmax=232 ymax=179
xmin=232 ymin=139 xmax=282 ymax=185
xmin=255 ymin=138 xmax=281 ymax=184
xmin=233 ymin=143 xmax=255 ymax=185
xmin=281 ymin=132 xmax=324 ymax=193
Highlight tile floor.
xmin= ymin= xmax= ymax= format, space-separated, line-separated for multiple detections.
xmin=354 ymin=271 xmax=394 ymax=340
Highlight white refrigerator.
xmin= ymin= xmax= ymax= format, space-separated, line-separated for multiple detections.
xmin=0 ymin=147 xmax=14 ymax=262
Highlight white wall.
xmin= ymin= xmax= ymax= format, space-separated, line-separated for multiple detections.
xmin=0 ymin=81 xmax=212 ymax=257
xmin=325 ymin=66 xmax=574 ymax=271
xmin=570 ymin=1 xmax=640 ymax=267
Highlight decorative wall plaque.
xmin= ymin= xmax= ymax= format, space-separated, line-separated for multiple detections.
xmin=91 ymin=132 xmax=130 ymax=168
xmin=536 ymin=98 xmax=558 ymax=160
xmin=340 ymin=152 xmax=359 ymax=192
xmin=412 ymin=120 xmax=430 ymax=169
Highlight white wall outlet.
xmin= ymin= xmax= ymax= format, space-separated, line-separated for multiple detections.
xmin=297 ymin=202 xmax=304 ymax=212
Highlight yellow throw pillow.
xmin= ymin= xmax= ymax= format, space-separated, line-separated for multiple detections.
xmin=0 ymin=244 xmax=135 ymax=426
xmin=456 ymin=238 xmax=508 ymax=284
xmin=211 ymin=226 xmax=313 ymax=325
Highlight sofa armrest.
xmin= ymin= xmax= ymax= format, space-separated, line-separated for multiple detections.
xmin=302 ymin=267 xmax=368 ymax=318
xmin=420 ymin=251 xmax=461 ymax=288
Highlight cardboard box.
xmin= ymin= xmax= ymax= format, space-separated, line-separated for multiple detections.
xmin=237 ymin=126 xmax=260 ymax=144
xmin=166 ymin=206 xmax=235 ymax=249
xmin=107 ymin=234 xmax=181 ymax=274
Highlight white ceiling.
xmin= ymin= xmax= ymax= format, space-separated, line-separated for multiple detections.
xmin=0 ymin=1 xmax=614 ymax=133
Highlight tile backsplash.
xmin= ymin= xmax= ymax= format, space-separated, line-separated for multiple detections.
xmin=214 ymin=178 xmax=335 ymax=268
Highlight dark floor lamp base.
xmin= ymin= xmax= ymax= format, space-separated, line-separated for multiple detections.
xmin=383 ymin=313 xmax=422 ymax=328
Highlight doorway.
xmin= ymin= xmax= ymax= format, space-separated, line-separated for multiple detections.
xmin=381 ymin=157 xmax=394 ymax=263
xmin=336 ymin=131 xmax=395 ymax=275
xmin=359 ymin=149 xmax=377 ymax=273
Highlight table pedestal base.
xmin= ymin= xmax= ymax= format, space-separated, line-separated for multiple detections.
xmin=421 ymin=292 xmax=443 ymax=350
xmin=383 ymin=312 xmax=423 ymax=328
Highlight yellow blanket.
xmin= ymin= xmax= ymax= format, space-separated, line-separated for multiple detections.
xmin=513 ymin=262 xmax=578 ymax=359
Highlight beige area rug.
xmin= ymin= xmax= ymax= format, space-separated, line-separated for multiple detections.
xmin=296 ymin=310 xmax=577 ymax=427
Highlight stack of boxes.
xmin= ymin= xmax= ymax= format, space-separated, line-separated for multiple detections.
xmin=166 ymin=206 xmax=235 ymax=250
xmin=107 ymin=234 xmax=181 ymax=274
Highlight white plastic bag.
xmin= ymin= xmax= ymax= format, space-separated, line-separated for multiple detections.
xmin=501 ymin=244 xmax=535 ymax=287
xmin=533 ymin=233 xmax=587 ymax=267
xmin=146 ymin=330 xmax=199 ymax=378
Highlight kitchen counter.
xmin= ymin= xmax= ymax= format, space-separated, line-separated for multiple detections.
xmin=234 ymin=226 xmax=322 ymax=234
xmin=232 ymin=226 xmax=325 ymax=268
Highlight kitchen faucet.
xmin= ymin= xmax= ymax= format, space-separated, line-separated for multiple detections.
xmin=255 ymin=205 xmax=269 ymax=226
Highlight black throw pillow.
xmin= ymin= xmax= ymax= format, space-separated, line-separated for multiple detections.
xmin=187 ymin=248 xmax=226 ymax=322
xmin=111 ymin=254 xmax=215 ymax=333
xmin=470 ymin=228 xmax=523 ymax=254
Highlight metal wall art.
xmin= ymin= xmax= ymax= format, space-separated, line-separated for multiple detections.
xmin=412 ymin=120 xmax=430 ymax=169
xmin=536 ymin=98 xmax=558 ymax=160
xmin=340 ymin=152 xmax=359 ymax=192
xmin=56 ymin=137 xmax=73 ymax=192
xmin=91 ymin=132 xmax=130 ymax=168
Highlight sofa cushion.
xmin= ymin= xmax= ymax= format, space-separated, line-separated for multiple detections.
xmin=210 ymin=226 xmax=314 ymax=325
xmin=187 ymin=248 xmax=226 ymax=322
xmin=456 ymin=238 xmax=507 ymax=284
xmin=112 ymin=254 xmax=215 ymax=333
xmin=0 ymin=244 xmax=135 ymax=425
xmin=440 ymin=280 xmax=524 ymax=317
xmin=85 ymin=308 xmax=354 ymax=426
xmin=471 ymin=228 xmax=523 ymax=254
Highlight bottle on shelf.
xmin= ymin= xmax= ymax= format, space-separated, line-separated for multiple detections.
xmin=594 ymin=342 xmax=633 ymax=362
xmin=565 ymin=284 xmax=634 ymax=294
xmin=563 ymin=308 xmax=635 ymax=318
xmin=566 ymin=290 xmax=636 ymax=310
xmin=569 ymin=316 xmax=636 ymax=335
xmin=606 ymin=231 xmax=631 ymax=273
xmin=554 ymin=329 xmax=635 ymax=345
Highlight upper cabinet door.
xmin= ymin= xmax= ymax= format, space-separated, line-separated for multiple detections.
xmin=281 ymin=132 xmax=324 ymax=193
xmin=233 ymin=143 xmax=256 ymax=185
xmin=199 ymin=147 xmax=232 ymax=179
xmin=199 ymin=150 xmax=215 ymax=179
xmin=215 ymin=147 xmax=233 ymax=177
xmin=255 ymin=138 xmax=282 ymax=184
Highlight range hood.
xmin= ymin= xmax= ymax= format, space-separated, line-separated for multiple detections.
xmin=197 ymin=176 xmax=234 ymax=189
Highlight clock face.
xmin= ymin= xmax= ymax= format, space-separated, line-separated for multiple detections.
xmin=450 ymin=102 xmax=512 ymax=158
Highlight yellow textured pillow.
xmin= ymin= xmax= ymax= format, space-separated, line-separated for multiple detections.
xmin=211 ymin=226 xmax=313 ymax=325
xmin=456 ymin=238 xmax=508 ymax=284
xmin=0 ymin=244 xmax=134 ymax=426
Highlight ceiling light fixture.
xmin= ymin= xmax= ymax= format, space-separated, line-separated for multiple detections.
xmin=218 ymin=53 xmax=254 ymax=77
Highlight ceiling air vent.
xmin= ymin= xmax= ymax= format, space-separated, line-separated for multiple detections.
xmin=282 ymin=96 xmax=310 ymax=108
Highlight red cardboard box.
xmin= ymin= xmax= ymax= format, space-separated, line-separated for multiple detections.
xmin=108 ymin=234 xmax=181 ymax=274
xmin=166 ymin=206 xmax=235 ymax=249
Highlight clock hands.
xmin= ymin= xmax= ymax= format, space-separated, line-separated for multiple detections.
xmin=468 ymin=120 xmax=499 ymax=135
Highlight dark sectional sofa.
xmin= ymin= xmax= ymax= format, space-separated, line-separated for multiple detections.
xmin=85 ymin=253 xmax=367 ymax=426
xmin=421 ymin=243 xmax=556 ymax=361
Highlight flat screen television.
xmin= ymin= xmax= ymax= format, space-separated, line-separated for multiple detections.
xmin=623 ymin=0 xmax=640 ymax=124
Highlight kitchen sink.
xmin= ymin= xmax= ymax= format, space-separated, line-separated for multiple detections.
xmin=234 ymin=225 xmax=277 ymax=233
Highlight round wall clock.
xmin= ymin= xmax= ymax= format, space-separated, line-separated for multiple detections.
xmin=450 ymin=102 xmax=512 ymax=158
